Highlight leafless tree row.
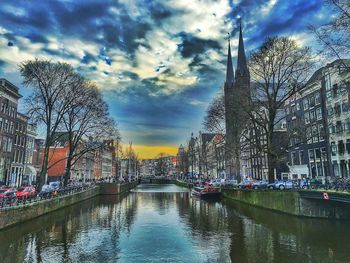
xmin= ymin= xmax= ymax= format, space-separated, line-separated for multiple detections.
xmin=20 ymin=59 xmax=120 ymax=188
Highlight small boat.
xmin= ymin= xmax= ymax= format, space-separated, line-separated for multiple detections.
xmin=191 ymin=186 xmax=221 ymax=198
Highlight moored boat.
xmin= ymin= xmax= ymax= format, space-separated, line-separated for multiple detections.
xmin=191 ymin=186 xmax=221 ymax=198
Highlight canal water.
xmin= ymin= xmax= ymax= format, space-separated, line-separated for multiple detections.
xmin=1 ymin=184 xmax=350 ymax=263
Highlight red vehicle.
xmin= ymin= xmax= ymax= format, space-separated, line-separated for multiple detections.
xmin=16 ymin=186 xmax=36 ymax=199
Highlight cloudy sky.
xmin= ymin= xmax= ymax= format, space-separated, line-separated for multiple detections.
xmin=0 ymin=0 xmax=333 ymax=158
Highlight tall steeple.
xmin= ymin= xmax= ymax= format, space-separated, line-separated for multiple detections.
xmin=225 ymin=36 xmax=234 ymax=87
xmin=236 ymin=20 xmax=249 ymax=77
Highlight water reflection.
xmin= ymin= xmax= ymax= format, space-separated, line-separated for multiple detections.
xmin=0 ymin=184 xmax=349 ymax=262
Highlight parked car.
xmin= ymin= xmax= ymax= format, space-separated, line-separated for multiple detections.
xmin=225 ymin=179 xmax=238 ymax=187
xmin=39 ymin=184 xmax=56 ymax=198
xmin=268 ymin=180 xmax=295 ymax=190
xmin=0 ymin=188 xmax=17 ymax=202
xmin=16 ymin=186 xmax=36 ymax=199
xmin=49 ymin=181 xmax=61 ymax=190
xmin=238 ymin=181 xmax=253 ymax=189
xmin=211 ymin=178 xmax=225 ymax=186
xmin=252 ymin=180 xmax=268 ymax=189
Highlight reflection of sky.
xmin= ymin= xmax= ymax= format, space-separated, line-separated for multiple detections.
xmin=0 ymin=0 xmax=332 ymax=156
xmin=2 ymin=184 xmax=350 ymax=262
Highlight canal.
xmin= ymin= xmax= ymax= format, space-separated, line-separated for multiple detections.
xmin=1 ymin=184 xmax=350 ymax=262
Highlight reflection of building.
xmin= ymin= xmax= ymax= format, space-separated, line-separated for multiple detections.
xmin=0 ymin=79 xmax=22 ymax=186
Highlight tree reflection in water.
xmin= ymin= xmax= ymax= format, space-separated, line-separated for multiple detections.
xmin=1 ymin=184 xmax=350 ymax=263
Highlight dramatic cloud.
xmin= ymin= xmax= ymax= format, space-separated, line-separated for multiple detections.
xmin=0 ymin=0 xmax=333 ymax=157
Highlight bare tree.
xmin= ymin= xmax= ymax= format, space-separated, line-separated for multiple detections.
xmin=20 ymin=59 xmax=79 ymax=189
xmin=248 ymin=36 xmax=314 ymax=182
xmin=309 ymin=0 xmax=350 ymax=70
xmin=202 ymin=93 xmax=225 ymax=133
xmin=59 ymin=80 xmax=116 ymax=186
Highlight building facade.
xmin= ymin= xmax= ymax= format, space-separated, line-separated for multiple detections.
xmin=285 ymin=59 xmax=349 ymax=180
xmin=0 ymin=79 xmax=22 ymax=186
xmin=223 ymin=23 xmax=250 ymax=179
xmin=10 ymin=112 xmax=28 ymax=186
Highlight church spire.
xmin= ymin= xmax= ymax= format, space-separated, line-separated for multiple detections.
xmin=225 ymin=34 xmax=234 ymax=87
xmin=236 ymin=20 xmax=249 ymax=77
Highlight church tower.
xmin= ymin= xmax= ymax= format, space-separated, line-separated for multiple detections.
xmin=224 ymin=21 xmax=250 ymax=179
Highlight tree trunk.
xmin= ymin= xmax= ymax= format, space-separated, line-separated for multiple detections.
xmin=63 ymin=154 xmax=72 ymax=187
xmin=64 ymin=150 xmax=73 ymax=187
xmin=267 ymin=129 xmax=275 ymax=183
xmin=39 ymin=143 xmax=50 ymax=190
xmin=234 ymin=146 xmax=241 ymax=182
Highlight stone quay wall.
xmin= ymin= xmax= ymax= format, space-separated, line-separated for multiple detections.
xmin=0 ymin=182 xmax=138 ymax=230
xmin=222 ymin=189 xmax=350 ymax=219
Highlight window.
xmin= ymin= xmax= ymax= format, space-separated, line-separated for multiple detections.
xmin=286 ymin=107 xmax=290 ymax=115
xmin=336 ymin=121 xmax=343 ymax=133
xmin=319 ymin=124 xmax=325 ymax=141
xmin=291 ymin=105 xmax=296 ymax=114
xmin=299 ymin=151 xmax=304 ymax=165
xmin=304 ymin=112 xmax=310 ymax=124
xmin=306 ymin=127 xmax=312 ymax=144
xmin=316 ymin=108 xmax=322 ymax=120
xmin=338 ymin=140 xmax=345 ymax=155
xmin=312 ymin=125 xmax=318 ymax=143
xmin=346 ymin=139 xmax=350 ymax=154
xmin=315 ymin=92 xmax=321 ymax=105
xmin=310 ymin=110 xmax=316 ymax=122
xmin=333 ymin=161 xmax=339 ymax=177
xmin=327 ymin=106 xmax=333 ymax=116
xmin=321 ymin=147 xmax=327 ymax=159
xmin=335 ymin=103 xmax=341 ymax=116
xmin=309 ymin=149 xmax=315 ymax=160
xmin=346 ymin=120 xmax=350 ymax=133
xmin=331 ymin=142 xmax=337 ymax=156
xmin=309 ymin=96 xmax=315 ymax=108
xmin=333 ymin=84 xmax=339 ymax=97
xmin=316 ymin=162 xmax=322 ymax=177
xmin=325 ymin=74 xmax=331 ymax=91
xmin=292 ymin=151 xmax=299 ymax=165
xmin=342 ymin=103 xmax=349 ymax=113
xmin=303 ymin=98 xmax=309 ymax=109
xmin=296 ymin=102 xmax=300 ymax=111
xmin=315 ymin=148 xmax=321 ymax=159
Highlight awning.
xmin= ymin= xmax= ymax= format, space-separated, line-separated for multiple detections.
xmin=24 ymin=165 xmax=37 ymax=175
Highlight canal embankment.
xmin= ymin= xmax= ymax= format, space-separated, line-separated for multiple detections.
xmin=148 ymin=178 xmax=192 ymax=188
xmin=222 ymin=188 xmax=350 ymax=219
xmin=0 ymin=182 xmax=138 ymax=230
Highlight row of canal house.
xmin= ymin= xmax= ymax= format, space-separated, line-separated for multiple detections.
xmin=46 ymin=137 xmax=118 ymax=183
xmin=179 ymin=60 xmax=349 ymax=182
xmin=0 ymin=78 xmax=119 ymax=186
xmin=0 ymin=79 xmax=38 ymax=187
xmin=285 ymin=59 xmax=350 ymax=181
